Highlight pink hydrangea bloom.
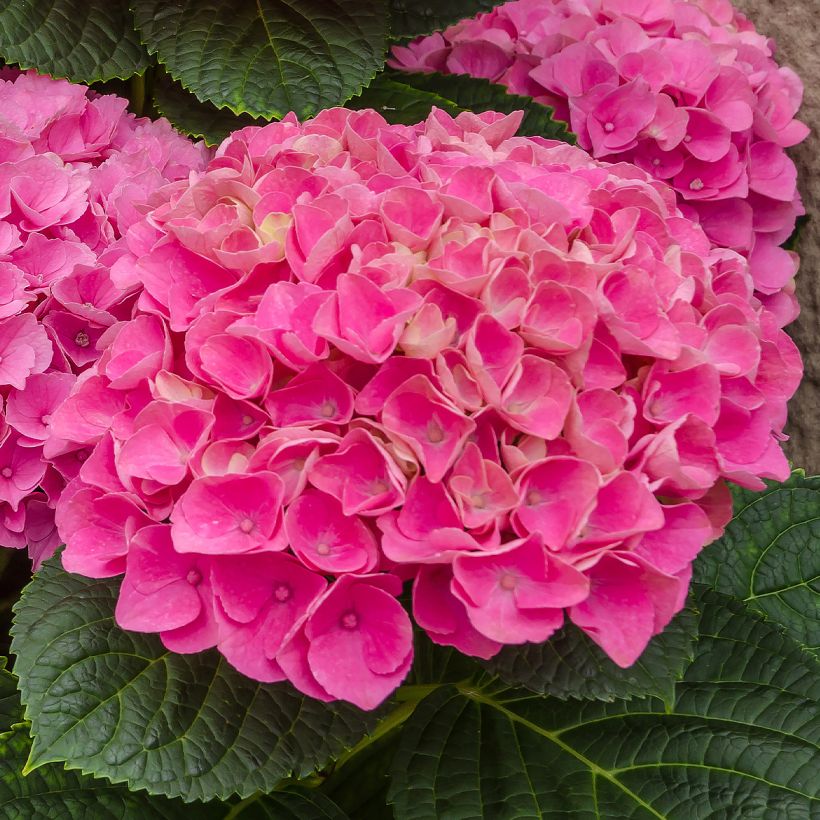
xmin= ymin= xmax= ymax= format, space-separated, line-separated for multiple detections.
xmin=46 ymin=106 xmax=800 ymax=709
xmin=0 ymin=71 xmax=207 ymax=565
xmin=391 ymin=0 xmax=808 ymax=323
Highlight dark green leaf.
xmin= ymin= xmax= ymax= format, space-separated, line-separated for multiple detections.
xmin=408 ymin=630 xmax=483 ymax=687
xmin=783 ymin=214 xmax=809 ymax=251
xmin=389 ymin=586 xmax=820 ymax=819
xmin=388 ymin=0 xmax=501 ymax=39
xmin=0 ymin=0 xmax=148 ymax=82
xmin=233 ymin=787 xmax=350 ymax=819
xmin=350 ymin=74 xmax=464 ymax=123
xmin=321 ymin=730 xmax=398 ymax=819
xmin=351 ymin=69 xmax=574 ymax=142
xmin=131 ymin=0 xmax=388 ymax=119
xmin=694 ymin=471 xmax=820 ymax=656
xmin=0 ymin=657 xmax=20 ymax=737
xmin=11 ymin=557 xmax=380 ymax=802
xmin=483 ymin=604 xmax=697 ymax=703
xmin=153 ymin=73 xmax=268 ymax=147
xmin=0 ymin=724 xmax=201 ymax=820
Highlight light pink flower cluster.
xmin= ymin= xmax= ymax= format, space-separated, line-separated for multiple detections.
xmin=0 ymin=71 xmax=208 ymax=566
xmin=391 ymin=0 xmax=808 ymax=325
xmin=48 ymin=106 xmax=801 ymax=711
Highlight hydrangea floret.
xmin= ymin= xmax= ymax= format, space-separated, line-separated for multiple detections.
xmin=391 ymin=0 xmax=808 ymax=326
xmin=0 ymin=71 xmax=208 ymax=567
xmin=45 ymin=106 xmax=801 ymax=710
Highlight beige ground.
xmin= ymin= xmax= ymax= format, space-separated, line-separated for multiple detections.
xmin=736 ymin=0 xmax=819 ymax=471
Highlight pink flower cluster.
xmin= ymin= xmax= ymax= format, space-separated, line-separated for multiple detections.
xmin=48 ymin=106 xmax=800 ymax=711
xmin=0 ymin=71 xmax=208 ymax=566
xmin=390 ymin=0 xmax=808 ymax=325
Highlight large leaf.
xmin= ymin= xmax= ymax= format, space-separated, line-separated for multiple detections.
xmin=484 ymin=604 xmax=697 ymax=703
xmin=10 ymin=557 xmax=380 ymax=802
xmin=388 ymin=0 xmax=502 ymax=39
xmin=233 ymin=788 xmax=350 ymax=819
xmin=351 ymin=69 xmax=574 ymax=142
xmin=0 ymin=0 xmax=148 ymax=82
xmin=0 ymin=657 xmax=20 ymax=737
xmin=388 ymin=586 xmax=820 ymax=819
xmin=0 ymin=725 xmax=201 ymax=820
xmin=694 ymin=472 xmax=820 ymax=656
xmin=153 ymin=74 xmax=268 ymax=147
xmin=131 ymin=0 xmax=387 ymax=119
xmin=320 ymin=730 xmax=398 ymax=819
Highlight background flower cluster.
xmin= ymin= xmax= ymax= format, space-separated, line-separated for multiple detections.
xmin=0 ymin=71 xmax=208 ymax=567
xmin=391 ymin=0 xmax=809 ymax=326
xmin=45 ymin=105 xmax=801 ymax=710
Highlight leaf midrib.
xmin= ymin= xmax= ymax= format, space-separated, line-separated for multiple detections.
xmin=460 ymin=685 xmax=666 ymax=820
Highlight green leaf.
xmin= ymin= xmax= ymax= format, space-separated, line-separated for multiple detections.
xmin=153 ymin=73 xmax=268 ymax=147
xmin=389 ymin=586 xmax=820 ymax=819
xmin=232 ymin=787 xmax=350 ymax=819
xmin=351 ymin=69 xmax=574 ymax=142
xmin=320 ymin=729 xmax=397 ymax=819
xmin=694 ymin=471 xmax=820 ymax=656
xmin=0 ymin=657 xmax=20 ymax=737
xmin=388 ymin=0 xmax=501 ymax=39
xmin=130 ymin=0 xmax=388 ymax=119
xmin=11 ymin=557 xmax=380 ymax=802
xmin=483 ymin=604 xmax=697 ymax=703
xmin=0 ymin=724 xmax=201 ymax=820
xmin=0 ymin=0 xmax=148 ymax=83
xmin=407 ymin=629 xmax=483 ymax=687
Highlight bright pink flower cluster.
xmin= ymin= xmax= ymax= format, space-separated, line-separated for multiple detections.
xmin=0 ymin=71 xmax=208 ymax=565
xmin=48 ymin=106 xmax=801 ymax=711
xmin=391 ymin=0 xmax=808 ymax=325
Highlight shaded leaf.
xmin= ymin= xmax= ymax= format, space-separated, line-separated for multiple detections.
xmin=0 ymin=657 xmax=20 ymax=737
xmin=321 ymin=729 xmax=399 ymax=819
xmin=153 ymin=73 xmax=268 ymax=146
xmin=408 ymin=629 xmax=484 ymax=687
xmin=234 ymin=787 xmax=350 ymax=819
xmin=131 ymin=0 xmax=387 ymax=119
xmin=388 ymin=0 xmax=502 ymax=39
xmin=351 ymin=69 xmax=574 ymax=141
xmin=0 ymin=0 xmax=148 ymax=82
xmin=483 ymin=604 xmax=697 ymax=703
xmin=694 ymin=471 xmax=820 ymax=656
xmin=389 ymin=586 xmax=820 ymax=819
xmin=0 ymin=724 xmax=201 ymax=819
xmin=11 ymin=557 xmax=380 ymax=802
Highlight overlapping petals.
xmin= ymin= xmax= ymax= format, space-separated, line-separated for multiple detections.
xmin=0 ymin=71 xmax=207 ymax=566
xmin=392 ymin=0 xmax=808 ymax=324
xmin=46 ymin=105 xmax=800 ymax=709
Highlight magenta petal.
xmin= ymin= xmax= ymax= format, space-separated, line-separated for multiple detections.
xmin=115 ymin=525 xmax=207 ymax=633
xmin=413 ymin=565 xmax=502 ymax=660
xmin=304 ymin=575 xmax=412 ymax=710
xmin=171 ymin=472 xmax=286 ymax=554
xmin=514 ymin=457 xmax=600 ymax=548
xmin=569 ymin=552 xmax=681 ymax=668
xmin=285 ymin=489 xmax=378 ymax=573
xmin=452 ymin=535 xmax=588 ymax=643
xmin=382 ymin=375 xmax=475 ymax=483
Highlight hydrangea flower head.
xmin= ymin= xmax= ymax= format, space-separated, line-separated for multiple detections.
xmin=391 ymin=0 xmax=808 ymax=325
xmin=47 ymin=106 xmax=801 ymax=709
xmin=0 ymin=71 xmax=208 ymax=565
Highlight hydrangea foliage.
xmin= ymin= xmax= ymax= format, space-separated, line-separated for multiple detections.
xmin=0 ymin=70 xmax=208 ymax=567
xmin=44 ymin=106 xmax=801 ymax=710
xmin=391 ymin=0 xmax=809 ymax=325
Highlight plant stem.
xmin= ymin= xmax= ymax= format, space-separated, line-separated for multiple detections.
xmin=129 ymin=73 xmax=146 ymax=116
xmin=393 ymin=682 xmax=441 ymax=702
xmin=330 ymin=683 xmax=440 ymax=774
xmin=223 ymin=791 xmax=262 ymax=820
